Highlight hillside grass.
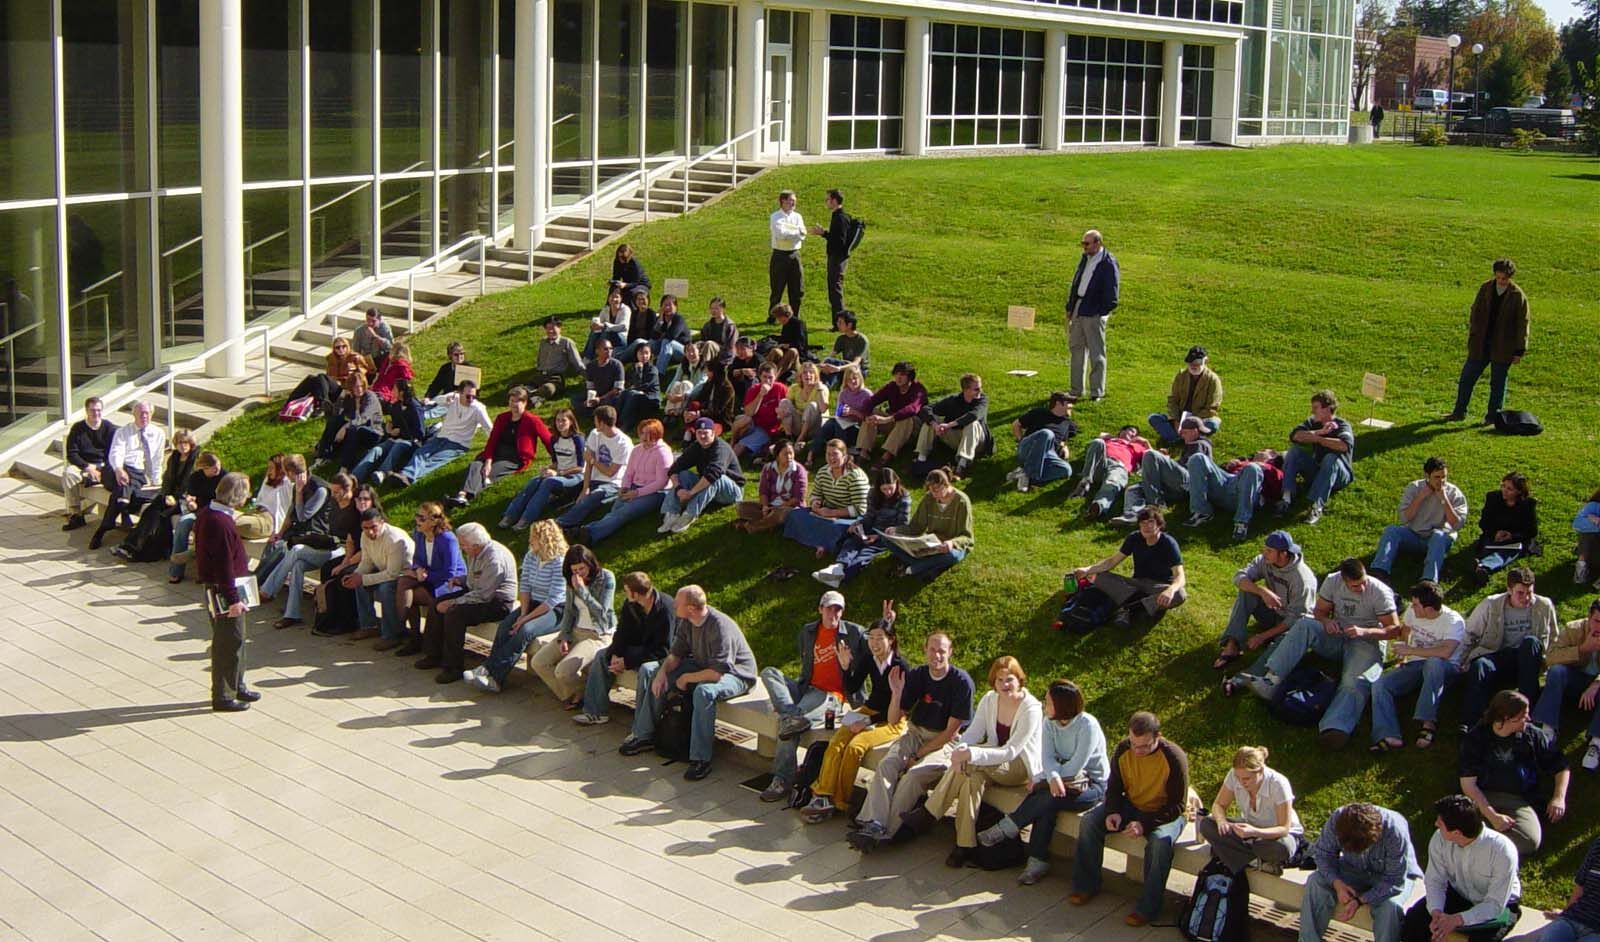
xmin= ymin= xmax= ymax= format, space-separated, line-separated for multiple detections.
xmin=206 ymin=144 xmax=1600 ymax=906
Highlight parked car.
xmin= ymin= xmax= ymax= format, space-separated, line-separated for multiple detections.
xmin=1412 ymin=89 xmax=1450 ymax=111
xmin=1453 ymin=107 xmax=1578 ymax=139
xmin=1521 ymin=95 xmax=1546 ymax=108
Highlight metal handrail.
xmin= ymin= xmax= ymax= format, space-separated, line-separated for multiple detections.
xmin=66 ymin=294 xmax=113 ymax=368
xmin=676 ymin=119 xmax=785 ymax=212
xmin=0 ymin=314 xmax=42 ymax=424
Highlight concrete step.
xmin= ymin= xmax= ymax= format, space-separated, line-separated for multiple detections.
xmin=378 ymin=283 xmax=459 ymax=308
xmin=549 ymin=214 xmax=631 ymax=233
xmin=615 ymin=198 xmax=686 ymax=214
xmin=459 ymin=259 xmax=533 ymax=282
xmin=271 ymin=338 xmax=331 ymax=369
xmin=651 ymin=175 xmax=729 ymax=195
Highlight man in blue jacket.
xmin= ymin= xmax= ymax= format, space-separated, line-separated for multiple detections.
xmin=1065 ymin=229 xmax=1120 ymax=403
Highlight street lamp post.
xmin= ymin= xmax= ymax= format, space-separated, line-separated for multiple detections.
xmin=1446 ymin=34 xmax=1462 ymax=135
xmin=1471 ymin=43 xmax=1484 ymax=116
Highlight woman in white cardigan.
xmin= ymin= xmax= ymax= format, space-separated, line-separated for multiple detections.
xmin=924 ymin=655 xmax=1043 ymax=867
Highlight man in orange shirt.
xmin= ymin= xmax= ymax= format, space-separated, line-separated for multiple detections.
xmin=757 ymin=590 xmax=872 ymax=803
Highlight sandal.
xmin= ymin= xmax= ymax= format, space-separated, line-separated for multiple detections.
xmin=1212 ymin=642 xmax=1242 ymax=671
xmin=1369 ymin=738 xmax=1404 ymax=753
xmin=1414 ymin=725 xmax=1436 ymax=750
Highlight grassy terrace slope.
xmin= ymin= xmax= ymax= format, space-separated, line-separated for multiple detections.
xmin=208 ymin=145 xmax=1600 ymax=905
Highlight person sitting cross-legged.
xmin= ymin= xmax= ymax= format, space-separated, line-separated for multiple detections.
xmin=1216 ymin=529 xmax=1317 ymax=677
xmin=1237 ymin=557 xmax=1399 ymax=750
xmin=1400 ymin=795 xmax=1522 ymax=942
xmin=855 ymin=361 xmax=927 ymax=469
xmin=1371 ymin=580 xmax=1467 ymax=753
xmin=1459 ymin=690 xmax=1570 ymax=857
xmin=1007 ymin=391 xmax=1079 ymax=494
xmin=1299 ymin=802 xmax=1422 ymax=942
xmin=1111 ymin=415 xmax=1212 ymax=526
xmin=444 ymin=385 xmax=551 ymax=509
xmin=812 ymin=467 xmax=911 ymax=588
xmin=1069 ymin=711 xmax=1191 ymax=927
xmin=1470 ymin=472 xmax=1538 ymax=582
xmin=1148 ymin=345 xmax=1223 ymax=444
xmin=807 ymin=363 xmax=872 ymax=467
xmin=1459 ymin=567 xmax=1559 ymax=732
xmin=1274 ymin=388 xmax=1356 ymax=526
xmin=529 ymin=319 xmax=586 ymax=405
xmin=1198 ymin=745 xmax=1303 ymax=876
xmin=921 ymin=656 xmax=1043 ymax=868
xmin=756 ymin=590 xmax=871 ymax=803
xmin=553 ymin=405 xmax=633 ymax=535
xmin=1369 ymin=457 xmax=1469 ymax=586
xmin=976 ymin=680 xmax=1108 ymax=885
xmin=883 ymin=468 xmax=974 ymax=582
xmin=783 ymin=438 xmax=867 ymax=552
xmin=777 ymin=361 xmax=829 ymax=444
xmin=415 ymin=523 xmax=518 ymax=684
xmin=1070 ymin=506 xmax=1187 ymax=626
xmin=498 ymin=407 xmax=586 ymax=529
xmin=1538 ymin=836 xmax=1600 ymax=942
xmin=847 ymin=630 xmax=975 ymax=851
xmin=911 ymin=373 xmax=991 ymax=480
xmin=617 ymin=585 xmax=759 ymax=782
xmin=1531 ymin=599 xmax=1600 ymax=774
xmin=525 ymin=544 xmax=616 ymax=708
xmin=464 ymin=520 xmax=567 ymax=690
xmin=657 ymin=418 xmax=746 ymax=535
xmin=574 ymin=571 xmax=672 ymax=726
xmin=817 ymin=310 xmax=868 ymax=389
xmin=733 ymin=438 xmax=806 ymax=535
xmin=1068 ymin=426 xmax=1152 ymax=521
xmin=1186 ymin=447 xmax=1284 ymax=543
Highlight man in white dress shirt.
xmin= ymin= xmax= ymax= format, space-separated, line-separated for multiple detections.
xmin=768 ymin=190 xmax=806 ymax=322
xmin=91 ymin=400 xmax=167 ymax=549
xmin=1400 ymin=794 xmax=1521 ymax=942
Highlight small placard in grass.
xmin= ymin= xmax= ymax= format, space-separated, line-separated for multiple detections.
xmin=662 ymin=278 xmax=689 ymax=299
xmin=454 ymin=365 xmax=483 ymax=388
xmin=1007 ymin=370 xmax=1039 ymax=377
xmin=1359 ymin=372 xmax=1393 ymax=429
xmin=1006 ymin=305 xmax=1036 ymax=330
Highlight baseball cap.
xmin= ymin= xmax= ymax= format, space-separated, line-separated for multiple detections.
xmin=819 ymin=590 xmax=845 ymax=609
xmin=1185 ymin=345 xmax=1208 ymax=363
xmin=1264 ymin=530 xmax=1301 ymax=556
xmin=691 ymin=417 xmax=717 ymax=430
xmin=1179 ymin=415 xmax=1205 ymax=432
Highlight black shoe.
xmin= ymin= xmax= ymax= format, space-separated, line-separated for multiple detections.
xmin=444 ymin=494 xmax=468 ymax=509
xmin=62 ymin=514 xmax=87 ymax=531
xmin=235 ymin=687 xmax=261 ymax=703
xmin=212 ymin=699 xmax=251 ymax=713
xmin=87 ymin=532 xmax=105 ymax=550
xmin=395 ymin=642 xmax=424 ymax=657
xmin=683 ymin=760 xmax=713 ymax=781
xmin=618 ymin=736 xmax=655 ymax=756
xmin=899 ymin=806 xmax=937 ymax=836
xmin=434 ymin=670 xmax=460 ymax=685
xmin=946 ymin=846 xmax=975 ymax=868
xmin=414 ymin=656 xmax=441 ymax=670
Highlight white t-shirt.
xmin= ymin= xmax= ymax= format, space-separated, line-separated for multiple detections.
xmin=1402 ymin=605 xmax=1467 ymax=666
xmin=1222 ymin=767 xmax=1303 ymax=834
xmin=585 ymin=428 xmax=634 ymax=486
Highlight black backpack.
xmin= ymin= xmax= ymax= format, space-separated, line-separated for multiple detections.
xmin=1179 ymin=858 xmax=1251 ymax=942
xmin=844 ymin=215 xmax=867 ymax=256
xmin=655 ymin=685 xmax=696 ymax=762
xmin=971 ymin=803 xmax=1028 ymax=870
xmin=1268 ymin=667 xmax=1337 ymax=726
xmin=1492 ymin=410 xmax=1542 ymax=436
xmin=1056 ymin=585 xmax=1117 ymax=634
xmin=786 ymin=742 xmax=830 ymax=809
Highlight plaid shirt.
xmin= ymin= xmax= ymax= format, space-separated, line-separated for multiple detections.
xmin=1311 ymin=806 xmax=1423 ymax=906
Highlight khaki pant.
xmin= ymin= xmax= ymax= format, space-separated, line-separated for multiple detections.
xmin=915 ymin=422 xmax=987 ymax=463
xmin=62 ymin=464 xmax=104 ymax=515
xmin=856 ymin=724 xmax=957 ymax=834
xmin=925 ymin=757 xmax=1032 ymax=847
xmin=858 ymin=417 xmax=917 ymax=458
xmin=735 ymin=501 xmax=791 ymax=533
xmin=1066 ymin=313 xmax=1108 ymax=399
xmin=234 ymin=510 xmax=274 ymax=541
xmin=813 ymin=716 xmax=908 ymax=806
xmin=778 ymin=399 xmax=824 ymax=442
xmin=531 ymin=628 xmax=606 ymax=702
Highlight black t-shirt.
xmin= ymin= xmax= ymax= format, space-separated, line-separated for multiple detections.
xmin=1119 ymin=531 xmax=1183 ymax=584
xmin=1459 ymin=724 xmax=1567 ymax=798
xmin=492 ymin=424 xmax=523 ymax=464
xmin=899 ymin=666 xmax=975 ymax=731
xmin=1018 ymin=406 xmax=1078 ymax=442
xmin=585 ymin=358 xmax=624 ymax=395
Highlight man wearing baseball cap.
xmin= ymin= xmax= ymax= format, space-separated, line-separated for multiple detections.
xmin=1149 ymin=346 xmax=1222 ymax=446
xmin=658 ymin=417 xmax=745 ymax=534
xmin=756 ymin=590 xmax=872 ymax=802
xmin=1217 ymin=530 xmax=1318 ymax=681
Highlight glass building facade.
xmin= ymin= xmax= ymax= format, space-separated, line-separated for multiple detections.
xmin=0 ymin=0 xmax=1352 ymax=458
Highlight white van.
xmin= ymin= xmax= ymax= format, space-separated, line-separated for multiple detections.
xmin=1412 ymin=89 xmax=1449 ymax=111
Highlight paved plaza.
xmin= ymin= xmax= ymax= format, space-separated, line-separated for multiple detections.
xmin=0 ymin=478 xmax=1184 ymax=942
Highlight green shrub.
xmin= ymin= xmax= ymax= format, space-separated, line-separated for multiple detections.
xmin=1416 ymin=124 xmax=1448 ymax=146
xmin=1510 ymin=127 xmax=1544 ymax=151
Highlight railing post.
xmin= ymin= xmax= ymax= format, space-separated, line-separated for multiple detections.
xmin=165 ymin=374 xmax=176 ymax=438
xmin=683 ymin=168 xmax=689 ymax=214
xmin=262 ymin=332 xmax=272 ymax=397
xmin=587 ymin=202 xmax=595 ymax=250
xmin=526 ymin=226 xmax=536 ymax=284
xmin=407 ymin=271 xmax=416 ymax=331
xmin=478 ymin=237 xmax=487 ymax=296
xmin=5 ymin=334 xmax=13 ymax=424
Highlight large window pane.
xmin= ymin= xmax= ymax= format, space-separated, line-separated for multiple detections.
xmin=825 ymin=15 xmax=904 ymax=152
xmin=0 ymin=207 xmax=60 ymax=447
xmin=1 ymin=0 xmax=56 ymax=200
xmin=690 ymin=3 xmax=731 ymax=153
xmin=381 ymin=178 xmax=431 ymax=273
xmin=927 ymin=24 xmax=1043 ymax=149
xmin=64 ymin=0 xmax=145 ymax=195
xmin=247 ymin=187 xmax=305 ymax=324
xmin=597 ymin=0 xmax=639 ymax=159
xmin=67 ymin=200 xmax=155 ymax=393
xmin=441 ymin=0 xmax=492 ymax=171
xmin=1064 ymin=38 xmax=1162 ymax=145
xmin=382 ymin=0 xmax=430 ymax=173
xmin=158 ymin=194 xmax=204 ymax=353
xmin=310 ymin=2 xmax=374 ymax=178
xmin=243 ymin=0 xmax=300 ymax=182
xmin=157 ymin=1 xmax=201 ymax=188
xmin=646 ymin=0 xmax=684 ymax=156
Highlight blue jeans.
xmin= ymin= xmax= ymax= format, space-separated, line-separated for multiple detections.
xmin=653 ymin=339 xmax=684 ymax=384
xmin=1220 ymin=591 xmax=1287 ymax=649
xmin=1282 ymin=446 xmax=1352 ymax=508
xmin=581 ymin=645 xmax=657 ymax=716
xmin=260 ymin=544 xmax=339 ymax=621
xmin=886 ymin=542 xmax=967 ymax=581
xmin=1372 ymin=525 xmax=1456 ymax=582
xmin=1371 ymin=657 xmax=1461 ymax=742
xmin=1263 ymin=616 xmax=1386 ymax=735
xmin=166 ymin=513 xmax=199 ymax=580
xmin=1124 ymin=450 xmax=1188 ymax=515
xmin=1301 ymin=868 xmax=1410 ymax=942
xmin=782 ymin=509 xmax=856 ymax=553
xmin=1077 ymin=438 xmax=1129 ymax=515
xmin=1452 ymin=357 xmax=1511 ymax=420
xmin=351 ymin=439 xmax=413 ymax=483
xmin=660 ymin=470 xmax=743 ymax=521
xmin=556 ymin=483 xmax=619 ymax=529
xmin=617 ymin=338 xmax=650 ymax=363
xmin=354 ymin=580 xmax=403 ymax=640
xmin=1540 ymin=917 xmax=1600 ymax=942
xmin=735 ymin=425 xmax=772 ymax=454
xmin=374 ymin=439 xmax=417 ymax=475
xmin=760 ymin=667 xmax=840 ymax=784
xmin=1532 ymin=663 xmax=1600 ymax=738
xmin=503 ymin=473 xmax=585 ymax=527
xmin=1462 ymin=638 xmax=1546 ymax=728
xmin=630 ymin=657 xmax=752 ymax=762
xmin=1008 ymin=780 xmax=1105 ymax=862
xmin=1188 ymin=453 xmax=1264 ymax=526
xmin=1148 ymin=412 xmax=1220 ymax=445
xmin=584 ymin=491 xmax=665 ymax=542
xmin=584 ymin=327 xmax=626 ymax=359
xmin=809 ymin=417 xmax=860 ymax=465
xmin=1071 ymin=802 xmax=1185 ymax=920
xmin=483 ymin=608 xmax=561 ymax=685
xmin=399 ymin=437 xmax=468 ymax=482
xmin=1016 ymin=429 xmax=1072 ymax=485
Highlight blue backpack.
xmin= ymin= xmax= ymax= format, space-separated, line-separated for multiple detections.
xmin=1180 ymin=858 xmax=1251 ymax=942
xmin=1268 ymin=667 xmax=1337 ymax=726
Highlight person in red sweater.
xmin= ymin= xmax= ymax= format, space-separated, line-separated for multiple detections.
xmin=1069 ymin=426 xmax=1151 ymax=520
xmin=446 ymin=385 xmax=551 ymax=508
xmin=369 ymin=341 xmax=415 ymax=403
xmin=729 ymin=361 xmax=788 ymax=462
xmin=194 ymin=471 xmax=259 ymax=712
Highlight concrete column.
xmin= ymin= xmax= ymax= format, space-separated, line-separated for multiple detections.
xmin=1210 ymin=38 xmax=1241 ymax=146
xmin=1159 ymin=39 xmax=1183 ymax=148
xmin=514 ymin=0 xmax=550 ymax=249
xmin=901 ymin=17 xmax=930 ymax=156
xmin=806 ymin=15 xmax=827 ymax=153
xmin=201 ymin=0 xmax=245 ymax=377
xmin=735 ymin=0 xmax=764 ymax=159
xmin=1041 ymin=28 xmax=1066 ymax=151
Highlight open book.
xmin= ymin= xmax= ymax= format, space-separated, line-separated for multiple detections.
xmin=207 ymin=576 xmax=261 ymax=616
xmin=874 ymin=530 xmax=944 ymax=558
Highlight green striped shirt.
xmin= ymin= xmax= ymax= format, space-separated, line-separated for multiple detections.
xmin=809 ymin=465 xmax=871 ymax=516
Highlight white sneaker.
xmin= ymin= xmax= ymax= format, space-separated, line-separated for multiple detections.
xmin=370 ymin=471 xmax=385 ymax=485
xmin=573 ymin=712 xmax=610 ymax=726
xmin=463 ymin=672 xmax=500 ymax=693
xmin=1583 ymin=739 xmax=1600 ymax=772
xmin=657 ymin=513 xmax=680 ymax=533
xmin=1003 ymin=468 xmax=1023 ymax=484
xmin=812 ymin=565 xmax=844 ymax=588
xmin=1015 ymin=473 xmax=1031 ymax=493
xmin=1109 ymin=512 xmax=1139 ymax=527
xmin=669 ymin=513 xmax=696 ymax=533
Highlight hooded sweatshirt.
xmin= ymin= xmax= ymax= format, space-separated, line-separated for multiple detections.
xmin=1234 ymin=550 xmax=1318 ymax=627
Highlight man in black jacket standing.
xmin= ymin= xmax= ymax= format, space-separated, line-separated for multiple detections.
xmin=62 ymin=396 xmax=117 ymax=531
xmin=1065 ymin=229 xmax=1120 ymax=403
xmin=810 ymin=189 xmax=852 ymax=322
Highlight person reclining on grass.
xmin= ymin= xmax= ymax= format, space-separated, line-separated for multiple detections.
xmin=910 ymin=373 xmax=991 ymax=481
xmin=497 ymin=408 xmax=586 ymax=530
xmin=1068 ymin=425 xmax=1151 ymax=521
xmin=1185 ymin=447 xmax=1283 ymax=543
xmin=1273 ymin=388 xmax=1355 ymax=527
xmin=1069 ymin=506 xmax=1187 ymax=627
xmin=1299 ymin=802 xmax=1421 ymax=942
xmin=1368 ymin=457 xmax=1468 ymax=586
xmin=1235 ymin=557 xmax=1399 ymax=750
xmin=1112 ymin=415 xmax=1211 ymax=526
xmin=1369 ymin=580 xmax=1466 ymax=753
xmin=1215 ymin=529 xmax=1317 ymax=678
xmin=1005 ymin=391 xmax=1078 ymax=494
xmin=553 ymin=405 xmax=634 ymax=535
xmin=1400 ymin=794 xmax=1522 ymax=942
xmin=1148 ymin=345 xmax=1222 ymax=444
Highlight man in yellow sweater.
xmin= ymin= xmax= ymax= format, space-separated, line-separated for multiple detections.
xmin=1070 ymin=711 xmax=1191 ymax=926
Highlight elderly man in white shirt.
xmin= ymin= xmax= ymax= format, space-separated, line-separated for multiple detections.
xmin=1400 ymin=794 xmax=1521 ymax=942
xmin=768 ymin=189 xmax=806 ymax=321
xmin=385 ymin=381 xmax=492 ymax=486
xmin=90 ymin=400 xmax=168 ymax=549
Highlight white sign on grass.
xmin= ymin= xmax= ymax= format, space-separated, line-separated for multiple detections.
xmin=662 ymin=278 xmax=689 ymax=299
xmin=1006 ymin=305 xmax=1037 ymax=330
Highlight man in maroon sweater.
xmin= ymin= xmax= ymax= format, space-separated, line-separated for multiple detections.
xmin=446 ymin=385 xmax=551 ymax=508
xmin=195 ymin=472 xmax=259 ymax=712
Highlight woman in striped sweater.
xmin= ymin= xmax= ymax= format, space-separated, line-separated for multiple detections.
xmin=784 ymin=438 xmax=870 ymax=555
xmin=475 ymin=520 xmax=569 ymax=690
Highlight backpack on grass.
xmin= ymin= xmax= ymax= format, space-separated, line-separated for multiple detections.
xmin=1492 ymin=410 xmax=1542 ymax=436
xmin=1054 ymin=585 xmax=1117 ymax=634
xmin=1268 ymin=667 xmax=1337 ymax=727
xmin=279 ymin=395 xmax=318 ymax=422
xmin=1179 ymin=858 xmax=1251 ymax=942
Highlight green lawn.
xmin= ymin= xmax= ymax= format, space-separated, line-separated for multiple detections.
xmin=207 ymin=144 xmax=1600 ymax=906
